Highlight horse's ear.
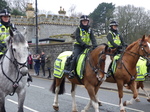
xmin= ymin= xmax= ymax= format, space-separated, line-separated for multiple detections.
xmin=104 ymin=44 xmax=108 ymax=51
xmin=140 ymin=35 xmax=146 ymax=45
xmin=9 ymin=28 xmax=14 ymax=37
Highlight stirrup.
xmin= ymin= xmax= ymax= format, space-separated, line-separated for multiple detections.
xmin=68 ymin=70 xmax=75 ymax=79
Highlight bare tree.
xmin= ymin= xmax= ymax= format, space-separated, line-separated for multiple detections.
xmin=114 ymin=5 xmax=150 ymax=44
xmin=6 ymin=0 xmax=34 ymax=12
xmin=68 ymin=4 xmax=83 ymax=17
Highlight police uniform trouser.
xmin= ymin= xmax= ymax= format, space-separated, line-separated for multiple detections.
xmin=70 ymin=45 xmax=84 ymax=71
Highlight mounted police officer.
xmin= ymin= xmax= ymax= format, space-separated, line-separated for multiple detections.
xmin=68 ymin=15 xmax=97 ymax=79
xmin=107 ymin=21 xmax=126 ymax=54
xmin=0 ymin=9 xmax=32 ymax=82
xmin=0 ymin=9 xmax=17 ymax=57
xmin=106 ymin=21 xmax=126 ymax=77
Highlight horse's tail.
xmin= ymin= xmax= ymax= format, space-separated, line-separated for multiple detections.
xmin=50 ymin=77 xmax=66 ymax=94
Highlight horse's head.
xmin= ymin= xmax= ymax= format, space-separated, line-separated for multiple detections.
xmin=99 ymin=44 xmax=116 ymax=73
xmin=5 ymin=29 xmax=29 ymax=75
xmin=139 ymin=35 xmax=150 ymax=59
xmin=90 ymin=44 xmax=116 ymax=80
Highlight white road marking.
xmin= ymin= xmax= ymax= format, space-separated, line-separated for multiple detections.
xmin=30 ymin=84 xmax=45 ymax=89
xmin=7 ymin=99 xmax=39 ymax=112
xmin=65 ymin=93 xmax=144 ymax=112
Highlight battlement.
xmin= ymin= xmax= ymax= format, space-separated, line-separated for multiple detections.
xmin=11 ymin=14 xmax=79 ymax=26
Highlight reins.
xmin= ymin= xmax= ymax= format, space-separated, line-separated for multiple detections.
xmin=118 ymin=44 xmax=150 ymax=85
xmin=0 ymin=41 xmax=27 ymax=96
xmin=87 ymin=45 xmax=113 ymax=86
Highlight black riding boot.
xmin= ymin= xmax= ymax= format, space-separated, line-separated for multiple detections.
xmin=68 ymin=60 xmax=76 ymax=79
xmin=27 ymin=73 xmax=33 ymax=82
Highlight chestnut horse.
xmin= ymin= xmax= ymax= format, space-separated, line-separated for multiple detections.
xmin=50 ymin=44 xmax=116 ymax=112
xmin=105 ymin=35 xmax=150 ymax=112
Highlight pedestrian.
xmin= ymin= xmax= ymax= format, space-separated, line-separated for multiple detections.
xmin=27 ymin=52 xmax=33 ymax=69
xmin=33 ymin=54 xmax=41 ymax=76
xmin=0 ymin=9 xmax=17 ymax=58
xmin=106 ymin=21 xmax=126 ymax=54
xmin=68 ymin=15 xmax=97 ymax=79
xmin=45 ymin=54 xmax=51 ymax=78
xmin=40 ymin=51 xmax=46 ymax=76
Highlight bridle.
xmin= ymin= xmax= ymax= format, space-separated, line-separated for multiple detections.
xmin=0 ymin=37 xmax=28 ymax=96
xmin=88 ymin=46 xmax=114 ymax=83
xmin=120 ymin=41 xmax=150 ymax=84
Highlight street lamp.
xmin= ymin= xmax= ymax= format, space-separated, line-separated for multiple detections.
xmin=35 ymin=0 xmax=38 ymax=54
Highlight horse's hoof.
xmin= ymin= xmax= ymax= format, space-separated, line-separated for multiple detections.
xmin=53 ymin=105 xmax=59 ymax=111
xmin=147 ymin=98 xmax=150 ymax=102
xmin=98 ymin=102 xmax=102 ymax=106
xmin=123 ymin=101 xmax=127 ymax=106
xmin=135 ymin=99 xmax=140 ymax=102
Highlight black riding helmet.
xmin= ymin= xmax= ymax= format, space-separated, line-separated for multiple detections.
xmin=109 ymin=21 xmax=118 ymax=32
xmin=0 ymin=9 xmax=11 ymax=17
xmin=109 ymin=21 xmax=118 ymax=27
xmin=80 ymin=15 xmax=89 ymax=22
xmin=80 ymin=15 xmax=90 ymax=31
xmin=0 ymin=9 xmax=11 ymax=27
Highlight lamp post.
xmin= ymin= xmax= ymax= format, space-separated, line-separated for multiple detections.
xmin=35 ymin=0 xmax=38 ymax=54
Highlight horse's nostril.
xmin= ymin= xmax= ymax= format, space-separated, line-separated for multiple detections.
xmin=20 ymin=67 xmax=29 ymax=76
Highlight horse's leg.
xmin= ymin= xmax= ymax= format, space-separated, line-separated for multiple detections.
xmin=96 ymin=93 xmax=102 ymax=106
xmin=71 ymin=83 xmax=78 ymax=112
xmin=81 ymin=100 xmax=92 ymax=112
xmin=123 ymin=81 xmax=138 ymax=106
xmin=82 ymin=84 xmax=99 ymax=112
xmin=52 ymin=78 xmax=65 ymax=111
xmin=142 ymin=88 xmax=150 ymax=102
xmin=135 ymin=89 xmax=140 ymax=102
xmin=116 ymin=81 xmax=126 ymax=112
xmin=53 ymin=85 xmax=60 ymax=111
xmin=17 ymin=88 xmax=26 ymax=112
xmin=0 ymin=92 xmax=6 ymax=112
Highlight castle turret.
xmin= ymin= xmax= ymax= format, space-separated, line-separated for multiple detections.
xmin=26 ymin=3 xmax=35 ymax=19
xmin=58 ymin=6 xmax=66 ymax=15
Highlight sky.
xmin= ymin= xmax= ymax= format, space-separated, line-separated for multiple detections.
xmin=36 ymin=0 xmax=150 ymax=15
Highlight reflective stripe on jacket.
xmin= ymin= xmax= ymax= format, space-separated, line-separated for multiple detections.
xmin=107 ymin=31 xmax=121 ymax=47
xmin=74 ymin=27 xmax=91 ymax=45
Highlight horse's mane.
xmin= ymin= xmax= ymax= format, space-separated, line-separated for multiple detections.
xmin=13 ymin=30 xmax=26 ymax=44
xmin=126 ymin=38 xmax=141 ymax=50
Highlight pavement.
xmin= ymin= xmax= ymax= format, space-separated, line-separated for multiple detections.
xmin=29 ymin=69 xmax=150 ymax=97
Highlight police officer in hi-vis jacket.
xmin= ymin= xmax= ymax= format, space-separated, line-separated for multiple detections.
xmin=68 ymin=15 xmax=97 ymax=79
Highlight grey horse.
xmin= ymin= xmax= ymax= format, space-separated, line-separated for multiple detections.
xmin=0 ymin=29 xmax=29 ymax=112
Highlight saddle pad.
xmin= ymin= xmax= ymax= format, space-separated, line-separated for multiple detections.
xmin=111 ymin=54 xmax=120 ymax=74
xmin=76 ymin=49 xmax=90 ymax=79
xmin=53 ymin=51 xmax=72 ymax=78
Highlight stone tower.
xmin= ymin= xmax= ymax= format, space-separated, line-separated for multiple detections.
xmin=58 ymin=6 xmax=66 ymax=15
xmin=26 ymin=3 xmax=34 ymax=19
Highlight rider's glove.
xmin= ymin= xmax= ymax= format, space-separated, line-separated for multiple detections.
xmin=117 ymin=45 xmax=122 ymax=49
xmin=84 ymin=44 xmax=91 ymax=48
